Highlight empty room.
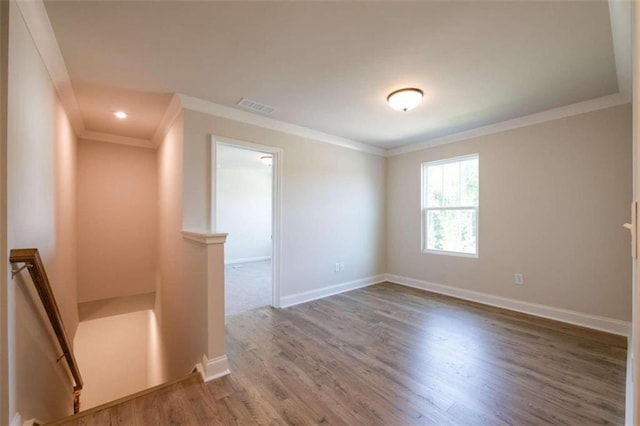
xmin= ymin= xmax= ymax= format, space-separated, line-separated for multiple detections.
xmin=1 ymin=0 xmax=639 ymax=425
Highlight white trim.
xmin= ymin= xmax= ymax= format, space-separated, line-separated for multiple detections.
xmin=9 ymin=412 xmax=21 ymax=426
xmin=208 ymin=135 xmax=215 ymax=230
xmin=213 ymin=136 xmax=283 ymax=308
xmin=388 ymin=93 xmax=631 ymax=156
xmin=179 ymin=94 xmax=386 ymax=157
xmin=423 ymin=248 xmax=478 ymax=259
xmin=271 ymin=146 xmax=283 ymax=309
xmin=280 ymin=275 xmax=386 ymax=308
xmin=79 ymin=131 xmax=155 ymax=150
xmin=14 ymin=0 xmax=84 ymax=135
xmin=386 ymin=274 xmax=631 ymax=336
xmin=627 ymin=348 xmax=634 ymax=426
xmin=151 ymin=94 xmax=182 ymax=147
xmin=421 ymin=153 xmax=479 ymax=257
xmin=196 ymin=354 xmax=230 ymax=383
xmin=224 ymin=256 xmax=271 ymax=265
xmin=216 ymin=136 xmax=281 ymax=154
xmin=182 ymin=230 xmax=228 ymax=245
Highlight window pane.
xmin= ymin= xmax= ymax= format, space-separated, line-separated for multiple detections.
xmin=427 ymin=164 xmax=443 ymax=207
xmin=426 ymin=209 xmax=477 ymax=254
xmin=460 ymin=158 xmax=479 ymax=207
xmin=442 ymin=162 xmax=461 ymax=206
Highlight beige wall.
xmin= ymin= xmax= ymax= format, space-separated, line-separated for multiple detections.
xmin=74 ymin=310 xmax=151 ymax=410
xmin=183 ymin=110 xmax=387 ymax=299
xmin=156 ymin=114 xmax=209 ymax=380
xmin=388 ymin=104 xmax=632 ymax=321
xmin=76 ymin=140 xmax=157 ymax=303
xmin=6 ymin=1 xmax=78 ymax=421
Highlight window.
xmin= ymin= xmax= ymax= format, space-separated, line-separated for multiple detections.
xmin=422 ymin=154 xmax=479 ymax=257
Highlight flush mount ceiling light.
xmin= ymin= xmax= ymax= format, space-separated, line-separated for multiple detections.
xmin=387 ymin=88 xmax=424 ymax=112
xmin=113 ymin=111 xmax=128 ymax=119
xmin=260 ymin=155 xmax=273 ymax=166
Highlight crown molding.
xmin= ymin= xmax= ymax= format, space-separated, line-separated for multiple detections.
xmin=16 ymin=0 xmax=179 ymax=150
xmin=15 ymin=0 xmax=85 ymax=135
xmin=16 ymin=0 xmax=631 ymax=159
xmin=178 ymin=94 xmax=386 ymax=157
xmin=79 ymin=131 xmax=155 ymax=149
xmin=151 ymin=93 xmax=182 ymax=147
xmin=388 ymin=93 xmax=630 ymax=157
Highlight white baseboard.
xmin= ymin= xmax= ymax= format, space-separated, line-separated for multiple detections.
xmin=10 ymin=413 xmax=21 ymax=426
xmin=281 ymin=274 xmax=386 ymax=308
xmin=386 ymin=274 xmax=631 ymax=336
xmin=224 ymin=256 xmax=271 ymax=265
xmin=196 ymin=354 xmax=230 ymax=382
xmin=626 ymin=348 xmax=634 ymax=425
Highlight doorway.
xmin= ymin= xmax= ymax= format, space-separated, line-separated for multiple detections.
xmin=215 ymin=139 xmax=281 ymax=315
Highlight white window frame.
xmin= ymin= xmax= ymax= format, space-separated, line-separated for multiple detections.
xmin=421 ymin=153 xmax=479 ymax=258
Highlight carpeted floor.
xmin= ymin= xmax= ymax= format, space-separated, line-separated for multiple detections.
xmin=225 ymin=259 xmax=272 ymax=316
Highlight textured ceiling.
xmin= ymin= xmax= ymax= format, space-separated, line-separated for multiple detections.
xmin=45 ymin=1 xmax=619 ymax=149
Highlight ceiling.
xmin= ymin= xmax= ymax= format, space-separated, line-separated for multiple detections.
xmin=44 ymin=1 xmax=621 ymax=150
xmin=73 ymin=81 xmax=173 ymax=140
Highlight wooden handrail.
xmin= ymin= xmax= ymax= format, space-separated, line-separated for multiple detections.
xmin=10 ymin=248 xmax=83 ymax=413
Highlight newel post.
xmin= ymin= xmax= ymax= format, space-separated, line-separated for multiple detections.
xmin=182 ymin=231 xmax=230 ymax=382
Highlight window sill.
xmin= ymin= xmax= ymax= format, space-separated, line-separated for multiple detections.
xmin=422 ymin=249 xmax=478 ymax=259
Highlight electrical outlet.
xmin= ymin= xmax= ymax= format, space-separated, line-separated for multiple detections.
xmin=335 ymin=263 xmax=340 ymax=272
xmin=514 ymin=273 xmax=524 ymax=285
xmin=339 ymin=262 xmax=345 ymax=271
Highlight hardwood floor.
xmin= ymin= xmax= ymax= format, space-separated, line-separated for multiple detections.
xmin=53 ymin=282 xmax=627 ymax=425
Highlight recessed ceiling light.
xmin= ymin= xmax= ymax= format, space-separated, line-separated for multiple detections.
xmin=114 ymin=111 xmax=128 ymax=119
xmin=387 ymin=88 xmax=423 ymax=112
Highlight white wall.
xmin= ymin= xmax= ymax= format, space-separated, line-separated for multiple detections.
xmin=6 ymin=1 xmax=78 ymax=422
xmin=216 ymin=145 xmax=272 ymax=262
xmin=387 ymin=104 xmax=632 ymax=322
xmin=73 ymin=310 xmax=151 ymax=410
xmin=156 ymin=114 xmax=211 ymax=380
xmin=183 ymin=109 xmax=387 ymax=301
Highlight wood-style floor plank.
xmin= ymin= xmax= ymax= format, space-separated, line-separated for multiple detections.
xmin=51 ymin=283 xmax=627 ymax=425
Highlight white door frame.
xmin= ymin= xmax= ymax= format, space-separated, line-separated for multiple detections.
xmin=211 ymin=135 xmax=282 ymax=308
xmin=628 ymin=2 xmax=639 ymax=424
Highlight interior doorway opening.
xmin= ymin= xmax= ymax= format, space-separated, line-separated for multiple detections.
xmin=215 ymin=141 xmax=278 ymax=316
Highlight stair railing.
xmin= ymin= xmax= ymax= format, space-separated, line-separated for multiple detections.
xmin=10 ymin=248 xmax=83 ymax=414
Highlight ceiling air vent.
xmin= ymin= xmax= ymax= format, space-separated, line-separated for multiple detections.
xmin=236 ymin=98 xmax=276 ymax=115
